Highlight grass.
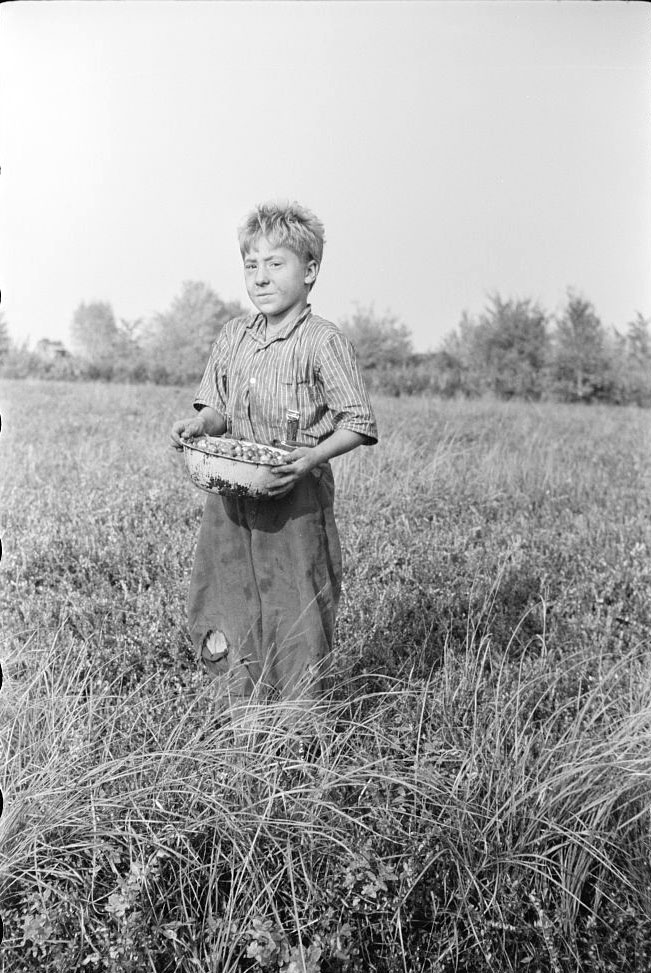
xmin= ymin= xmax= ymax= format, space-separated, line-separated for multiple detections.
xmin=1 ymin=380 xmax=651 ymax=972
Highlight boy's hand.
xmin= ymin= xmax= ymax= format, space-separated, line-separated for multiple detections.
xmin=267 ymin=447 xmax=318 ymax=497
xmin=170 ymin=415 xmax=206 ymax=450
xmin=171 ymin=407 xmax=227 ymax=448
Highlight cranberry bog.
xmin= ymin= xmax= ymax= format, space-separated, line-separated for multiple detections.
xmin=1 ymin=380 xmax=651 ymax=972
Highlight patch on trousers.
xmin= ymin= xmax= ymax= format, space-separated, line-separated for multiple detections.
xmin=201 ymin=630 xmax=229 ymax=664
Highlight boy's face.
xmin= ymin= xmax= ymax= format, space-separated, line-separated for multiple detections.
xmin=243 ymin=236 xmax=318 ymax=325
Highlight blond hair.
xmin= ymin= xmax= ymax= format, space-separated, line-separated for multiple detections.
xmin=238 ymin=200 xmax=325 ymax=267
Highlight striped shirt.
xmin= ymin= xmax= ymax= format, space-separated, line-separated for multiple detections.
xmin=194 ymin=305 xmax=378 ymax=447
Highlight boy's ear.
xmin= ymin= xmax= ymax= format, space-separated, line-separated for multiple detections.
xmin=304 ymin=259 xmax=319 ymax=286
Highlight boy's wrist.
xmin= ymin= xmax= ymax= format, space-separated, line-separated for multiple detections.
xmin=307 ymin=443 xmax=328 ymax=467
xmin=193 ymin=412 xmax=208 ymax=435
xmin=196 ymin=407 xmax=226 ymax=437
xmin=311 ymin=430 xmax=365 ymax=466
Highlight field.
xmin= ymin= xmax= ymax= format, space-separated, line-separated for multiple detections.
xmin=1 ymin=380 xmax=651 ymax=973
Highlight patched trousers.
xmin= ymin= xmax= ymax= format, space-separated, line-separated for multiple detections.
xmin=187 ymin=464 xmax=342 ymax=699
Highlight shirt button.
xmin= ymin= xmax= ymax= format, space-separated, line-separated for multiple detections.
xmin=250 ymin=376 xmax=256 ymax=385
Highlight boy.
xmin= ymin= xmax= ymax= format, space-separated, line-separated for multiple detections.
xmin=171 ymin=201 xmax=377 ymax=701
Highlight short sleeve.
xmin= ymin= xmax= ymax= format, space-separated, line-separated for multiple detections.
xmin=317 ymin=331 xmax=378 ymax=444
xmin=193 ymin=325 xmax=230 ymax=415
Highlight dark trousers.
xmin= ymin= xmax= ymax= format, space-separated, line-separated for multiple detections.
xmin=187 ymin=465 xmax=342 ymax=700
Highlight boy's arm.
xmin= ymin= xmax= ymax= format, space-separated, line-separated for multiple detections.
xmin=266 ymin=429 xmax=368 ymax=497
xmin=170 ymin=325 xmax=232 ymax=449
xmin=170 ymin=406 xmax=227 ymax=449
xmin=310 ymin=428 xmax=371 ymax=463
xmin=266 ymin=329 xmax=377 ymax=496
xmin=316 ymin=330 xmax=378 ymax=443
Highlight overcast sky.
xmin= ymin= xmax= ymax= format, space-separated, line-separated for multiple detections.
xmin=1 ymin=1 xmax=649 ymax=353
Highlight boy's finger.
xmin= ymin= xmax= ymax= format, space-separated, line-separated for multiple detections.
xmin=267 ymin=483 xmax=294 ymax=498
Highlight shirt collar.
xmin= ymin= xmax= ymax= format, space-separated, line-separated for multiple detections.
xmin=247 ymin=305 xmax=312 ymax=346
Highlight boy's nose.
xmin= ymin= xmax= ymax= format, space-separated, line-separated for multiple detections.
xmin=255 ymin=265 xmax=269 ymax=284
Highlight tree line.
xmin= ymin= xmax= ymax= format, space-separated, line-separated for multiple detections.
xmin=0 ymin=284 xmax=649 ymax=406
xmin=365 ymin=293 xmax=651 ymax=407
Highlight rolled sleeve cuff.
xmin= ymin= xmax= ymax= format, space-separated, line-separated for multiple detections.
xmin=193 ymin=396 xmax=225 ymax=416
xmin=333 ymin=414 xmax=378 ymax=444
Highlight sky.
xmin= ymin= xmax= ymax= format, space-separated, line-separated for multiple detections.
xmin=1 ymin=1 xmax=649 ymax=354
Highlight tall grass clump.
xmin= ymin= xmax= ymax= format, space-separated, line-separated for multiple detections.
xmin=1 ymin=381 xmax=651 ymax=971
xmin=2 ymin=630 xmax=651 ymax=971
